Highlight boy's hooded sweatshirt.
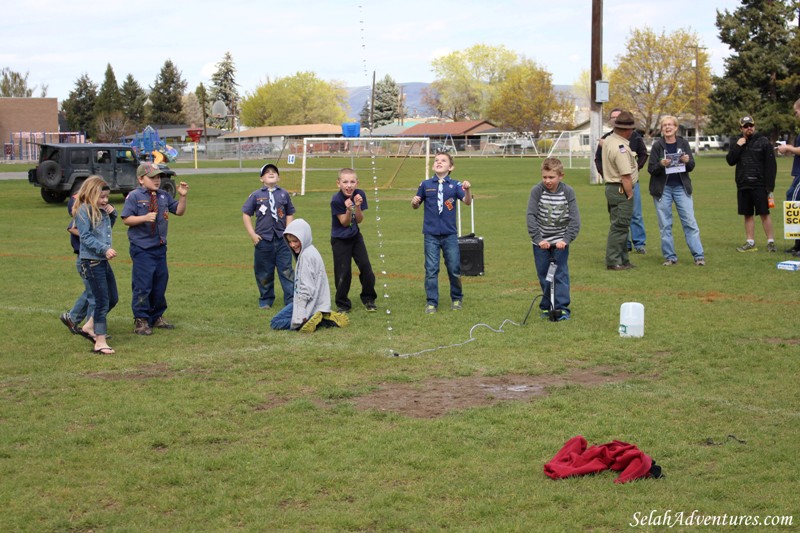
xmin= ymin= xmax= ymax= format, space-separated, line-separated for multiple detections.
xmin=284 ymin=219 xmax=331 ymax=328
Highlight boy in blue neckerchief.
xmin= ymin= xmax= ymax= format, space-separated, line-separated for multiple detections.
xmin=242 ymin=163 xmax=296 ymax=309
xmin=411 ymin=153 xmax=472 ymax=314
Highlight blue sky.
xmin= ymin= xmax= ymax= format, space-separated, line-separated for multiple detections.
xmin=2 ymin=0 xmax=743 ymax=103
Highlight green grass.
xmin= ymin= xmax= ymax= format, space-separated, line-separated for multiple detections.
xmin=1 ymin=155 xmax=798 ymax=531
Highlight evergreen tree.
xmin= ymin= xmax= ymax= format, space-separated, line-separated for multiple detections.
xmin=149 ymin=59 xmax=187 ymax=125
xmin=62 ymin=73 xmax=97 ymax=137
xmin=120 ymin=74 xmax=147 ymax=127
xmin=94 ymin=64 xmax=123 ymax=116
xmin=371 ymin=75 xmax=404 ymax=128
xmin=209 ymin=52 xmax=239 ymax=129
xmin=709 ymin=0 xmax=799 ymax=137
xmin=359 ymin=99 xmax=372 ymax=129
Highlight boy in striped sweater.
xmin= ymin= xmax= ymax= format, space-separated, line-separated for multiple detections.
xmin=526 ymin=157 xmax=581 ymax=321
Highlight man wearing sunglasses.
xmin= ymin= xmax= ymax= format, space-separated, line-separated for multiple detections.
xmin=726 ymin=115 xmax=777 ymax=252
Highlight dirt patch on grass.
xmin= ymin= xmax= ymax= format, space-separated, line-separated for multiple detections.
xmin=764 ymin=337 xmax=800 ymax=345
xmin=352 ymin=367 xmax=632 ymax=418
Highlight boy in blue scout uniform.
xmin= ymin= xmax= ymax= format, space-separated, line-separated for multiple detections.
xmin=330 ymin=167 xmax=377 ymax=313
xmin=242 ymin=163 xmax=296 ymax=309
xmin=121 ymin=163 xmax=189 ymax=336
xmin=411 ymin=152 xmax=472 ymax=313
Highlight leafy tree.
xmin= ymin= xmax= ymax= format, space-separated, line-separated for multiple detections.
xmin=240 ymin=72 xmax=347 ymax=127
xmin=120 ymin=74 xmax=147 ymax=127
xmin=62 ymin=73 xmax=97 ymax=137
xmin=1 ymin=67 xmax=47 ymax=97
xmin=608 ymin=27 xmax=712 ymax=137
xmin=209 ymin=52 xmax=239 ymax=129
xmin=149 ymin=59 xmax=187 ymax=125
xmin=709 ymin=0 xmax=799 ymax=138
xmin=195 ymin=83 xmax=209 ymax=126
xmin=573 ymin=65 xmax=614 ymax=105
xmin=428 ymin=44 xmax=518 ymax=120
xmin=94 ymin=64 xmax=123 ymax=116
xmin=359 ymin=75 xmax=404 ymax=129
xmin=487 ymin=59 xmax=574 ymax=135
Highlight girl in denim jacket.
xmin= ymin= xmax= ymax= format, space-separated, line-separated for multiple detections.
xmin=73 ymin=176 xmax=118 ymax=355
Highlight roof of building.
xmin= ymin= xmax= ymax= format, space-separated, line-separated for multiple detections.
xmin=219 ymin=124 xmax=343 ymax=139
xmin=400 ymin=120 xmax=496 ymax=136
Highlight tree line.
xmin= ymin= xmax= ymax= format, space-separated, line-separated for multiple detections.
xmin=3 ymin=1 xmax=799 ymax=141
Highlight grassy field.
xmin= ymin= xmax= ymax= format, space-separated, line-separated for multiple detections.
xmin=1 ymin=155 xmax=798 ymax=531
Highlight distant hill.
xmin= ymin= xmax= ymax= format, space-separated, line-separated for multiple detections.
xmin=346 ymin=82 xmax=430 ymax=120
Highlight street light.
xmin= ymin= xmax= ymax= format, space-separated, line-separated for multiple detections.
xmin=211 ymin=99 xmax=242 ymax=170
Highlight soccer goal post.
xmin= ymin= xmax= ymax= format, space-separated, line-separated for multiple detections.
xmin=300 ymin=137 xmax=430 ymax=195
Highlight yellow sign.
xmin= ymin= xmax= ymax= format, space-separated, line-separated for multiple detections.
xmin=785 ymin=201 xmax=800 ymax=238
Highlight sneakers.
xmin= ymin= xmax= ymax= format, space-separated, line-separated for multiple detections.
xmin=424 ymin=304 xmax=437 ymax=314
xmin=556 ymin=309 xmax=571 ymax=321
xmin=662 ymin=259 xmax=677 ymax=266
xmin=152 ymin=317 xmax=175 ymax=329
xmin=323 ymin=311 xmax=350 ymax=328
xmin=766 ymin=242 xmax=777 ymax=253
xmin=694 ymin=258 xmax=706 ymax=266
xmin=60 ymin=312 xmax=78 ymax=335
xmin=634 ymin=246 xmax=647 ymax=255
xmin=737 ymin=242 xmax=757 ymax=252
xmin=336 ymin=307 xmax=351 ymax=314
xmin=540 ymin=309 xmax=551 ymax=319
xmin=450 ymin=300 xmax=462 ymax=311
xmin=364 ymin=302 xmax=377 ymax=312
xmin=299 ymin=311 xmax=323 ymax=333
xmin=134 ymin=318 xmax=153 ymax=336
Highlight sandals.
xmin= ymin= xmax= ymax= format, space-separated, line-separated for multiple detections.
xmin=91 ymin=346 xmax=115 ymax=355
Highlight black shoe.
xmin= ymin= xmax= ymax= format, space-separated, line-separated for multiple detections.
xmin=365 ymin=302 xmax=377 ymax=312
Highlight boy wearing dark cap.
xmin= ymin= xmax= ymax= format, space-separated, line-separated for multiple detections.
xmin=242 ymin=163 xmax=296 ymax=309
xmin=726 ymin=116 xmax=777 ymax=252
xmin=121 ymin=163 xmax=189 ymax=335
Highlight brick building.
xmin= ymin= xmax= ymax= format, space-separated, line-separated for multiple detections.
xmin=0 ymin=97 xmax=60 ymax=160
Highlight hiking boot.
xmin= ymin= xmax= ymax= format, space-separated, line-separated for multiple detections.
xmin=766 ymin=242 xmax=777 ymax=252
xmin=662 ymin=259 xmax=677 ymax=266
xmin=152 ymin=317 xmax=175 ymax=329
xmin=694 ymin=258 xmax=706 ymax=266
xmin=299 ymin=311 xmax=323 ymax=333
xmin=134 ymin=318 xmax=152 ymax=336
xmin=736 ymin=242 xmax=757 ymax=252
xmin=323 ymin=311 xmax=350 ymax=328
xmin=424 ymin=304 xmax=437 ymax=314
xmin=450 ymin=300 xmax=462 ymax=311
xmin=364 ymin=302 xmax=377 ymax=312
xmin=60 ymin=312 xmax=78 ymax=335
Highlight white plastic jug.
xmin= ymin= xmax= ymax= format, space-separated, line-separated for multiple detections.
xmin=619 ymin=302 xmax=644 ymax=337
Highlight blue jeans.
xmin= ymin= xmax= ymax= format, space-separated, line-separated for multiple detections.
xmin=271 ymin=303 xmax=294 ymax=330
xmin=424 ymin=234 xmax=462 ymax=307
xmin=254 ymin=238 xmax=294 ymax=308
xmin=69 ymin=257 xmax=95 ymax=323
xmin=533 ymin=244 xmax=571 ymax=312
xmin=653 ymin=184 xmax=704 ymax=261
xmin=80 ymin=259 xmax=118 ymax=336
xmin=130 ymin=244 xmax=169 ymax=324
xmin=628 ymin=182 xmax=646 ymax=249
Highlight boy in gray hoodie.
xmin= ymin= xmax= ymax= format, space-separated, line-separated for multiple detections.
xmin=270 ymin=219 xmax=349 ymax=332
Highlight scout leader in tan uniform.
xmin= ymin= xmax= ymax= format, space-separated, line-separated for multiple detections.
xmin=601 ymin=110 xmax=639 ymax=270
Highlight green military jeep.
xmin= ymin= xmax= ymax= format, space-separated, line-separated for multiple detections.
xmin=28 ymin=143 xmax=177 ymax=204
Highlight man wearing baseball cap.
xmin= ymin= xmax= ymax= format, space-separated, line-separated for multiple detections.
xmin=725 ymin=115 xmax=777 ymax=252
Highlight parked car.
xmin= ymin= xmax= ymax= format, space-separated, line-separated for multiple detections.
xmin=181 ymin=143 xmax=206 ymax=153
xmin=28 ymin=143 xmax=177 ymax=204
xmin=693 ymin=135 xmax=728 ymax=151
xmin=431 ymin=142 xmax=456 ymax=154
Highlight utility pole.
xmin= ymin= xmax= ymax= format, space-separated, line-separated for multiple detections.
xmin=691 ymin=45 xmax=706 ymax=152
xmin=589 ymin=0 xmax=603 ymax=184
